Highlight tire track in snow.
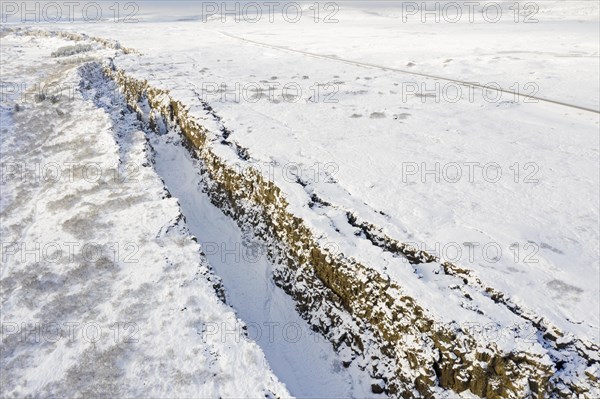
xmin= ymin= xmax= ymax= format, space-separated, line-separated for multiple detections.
xmin=219 ymin=31 xmax=600 ymax=115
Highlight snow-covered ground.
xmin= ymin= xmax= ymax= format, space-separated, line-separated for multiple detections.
xmin=0 ymin=34 xmax=290 ymax=397
xmin=34 ymin=0 xmax=598 ymax=344
xmin=1 ymin=1 xmax=599 ymax=397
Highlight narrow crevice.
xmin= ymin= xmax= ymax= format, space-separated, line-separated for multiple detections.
xmin=97 ymin=59 xmax=595 ymax=398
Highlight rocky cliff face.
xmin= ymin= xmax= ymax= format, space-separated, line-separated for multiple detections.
xmin=99 ymin=63 xmax=598 ymax=398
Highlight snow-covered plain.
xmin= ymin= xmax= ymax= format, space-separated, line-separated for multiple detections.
xmin=1 ymin=1 xmax=599 ymax=397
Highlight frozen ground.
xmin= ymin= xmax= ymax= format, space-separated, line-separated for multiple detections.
xmin=1 ymin=1 xmax=599 ymax=397
xmin=33 ymin=0 xmax=598 ymax=343
xmin=0 ymin=34 xmax=289 ymax=397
